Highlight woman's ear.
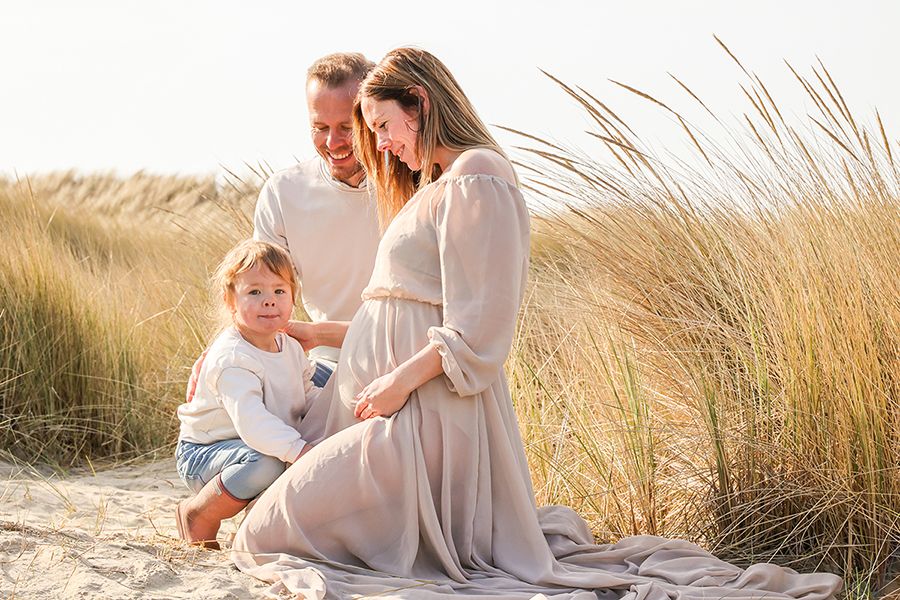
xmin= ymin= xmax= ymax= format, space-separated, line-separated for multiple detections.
xmin=411 ymin=85 xmax=430 ymax=116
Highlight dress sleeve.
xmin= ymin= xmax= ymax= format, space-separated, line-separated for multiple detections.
xmin=426 ymin=176 xmax=530 ymax=397
xmin=215 ymin=366 xmax=307 ymax=463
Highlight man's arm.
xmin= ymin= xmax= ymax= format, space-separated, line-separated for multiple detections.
xmin=284 ymin=320 xmax=351 ymax=351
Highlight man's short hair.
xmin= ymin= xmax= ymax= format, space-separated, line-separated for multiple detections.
xmin=307 ymin=53 xmax=375 ymax=87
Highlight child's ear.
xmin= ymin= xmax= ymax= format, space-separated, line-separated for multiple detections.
xmin=224 ymin=290 xmax=236 ymax=312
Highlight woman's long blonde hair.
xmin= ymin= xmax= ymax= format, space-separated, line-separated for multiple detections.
xmin=352 ymin=47 xmax=508 ymax=229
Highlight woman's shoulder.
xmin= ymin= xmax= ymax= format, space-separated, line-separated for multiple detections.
xmin=443 ymin=148 xmax=517 ymax=186
xmin=424 ymin=149 xmax=527 ymax=220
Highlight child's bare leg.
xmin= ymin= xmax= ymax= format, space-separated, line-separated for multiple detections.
xmin=244 ymin=496 xmax=260 ymax=514
xmin=176 ymin=474 xmax=248 ymax=550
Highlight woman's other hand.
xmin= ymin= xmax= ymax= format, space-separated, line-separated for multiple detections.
xmin=355 ymin=372 xmax=411 ymax=419
xmin=283 ymin=320 xmax=318 ymax=351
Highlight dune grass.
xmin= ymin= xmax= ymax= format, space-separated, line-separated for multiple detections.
xmin=0 ymin=173 xmax=256 ymax=466
xmin=1 ymin=48 xmax=897 ymax=594
xmin=507 ymin=44 xmax=899 ymax=592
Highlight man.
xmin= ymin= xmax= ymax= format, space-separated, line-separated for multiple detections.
xmin=253 ymin=53 xmax=380 ymax=386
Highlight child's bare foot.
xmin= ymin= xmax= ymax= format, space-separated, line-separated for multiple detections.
xmin=176 ymin=499 xmax=221 ymax=550
xmin=176 ymin=475 xmax=248 ymax=550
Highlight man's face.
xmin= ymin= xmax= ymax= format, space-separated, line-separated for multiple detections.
xmin=307 ymin=79 xmax=365 ymax=187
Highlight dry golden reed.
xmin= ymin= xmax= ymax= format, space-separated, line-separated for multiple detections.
xmin=507 ymin=42 xmax=899 ymax=592
xmin=0 ymin=171 xmax=260 ymax=466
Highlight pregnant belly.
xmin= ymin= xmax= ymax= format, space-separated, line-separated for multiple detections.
xmin=335 ymin=297 xmax=442 ymax=413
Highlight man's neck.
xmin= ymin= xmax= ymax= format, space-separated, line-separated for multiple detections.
xmin=339 ymin=170 xmax=366 ymax=189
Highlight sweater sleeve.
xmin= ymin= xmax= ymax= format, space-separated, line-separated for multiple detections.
xmin=253 ymin=180 xmax=295 ymax=271
xmin=426 ymin=176 xmax=530 ymax=397
xmin=215 ymin=367 xmax=307 ymax=462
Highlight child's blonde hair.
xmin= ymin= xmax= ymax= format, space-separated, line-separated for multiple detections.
xmin=212 ymin=239 xmax=298 ymax=325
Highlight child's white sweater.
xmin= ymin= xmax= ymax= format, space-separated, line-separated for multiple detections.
xmin=177 ymin=327 xmax=320 ymax=462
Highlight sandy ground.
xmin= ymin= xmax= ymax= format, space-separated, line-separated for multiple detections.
xmin=0 ymin=459 xmax=273 ymax=599
xmin=1 ymin=459 xmax=888 ymax=600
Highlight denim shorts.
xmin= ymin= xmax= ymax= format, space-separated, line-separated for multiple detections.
xmin=311 ymin=360 xmax=335 ymax=388
xmin=175 ymin=438 xmax=287 ymax=501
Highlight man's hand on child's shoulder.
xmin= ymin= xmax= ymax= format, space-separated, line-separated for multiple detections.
xmin=283 ymin=321 xmax=319 ymax=351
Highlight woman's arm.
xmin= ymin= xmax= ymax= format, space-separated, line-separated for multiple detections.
xmin=284 ymin=320 xmax=351 ymax=351
xmin=354 ymin=342 xmax=444 ymax=419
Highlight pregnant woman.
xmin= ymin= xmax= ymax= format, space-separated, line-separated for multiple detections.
xmin=232 ymin=47 xmax=840 ymax=600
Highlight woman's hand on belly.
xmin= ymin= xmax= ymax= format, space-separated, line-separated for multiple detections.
xmin=354 ymin=342 xmax=445 ymax=420
xmin=355 ymin=371 xmax=410 ymax=419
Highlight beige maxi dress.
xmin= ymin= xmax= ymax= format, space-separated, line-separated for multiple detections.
xmin=232 ymin=174 xmax=841 ymax=600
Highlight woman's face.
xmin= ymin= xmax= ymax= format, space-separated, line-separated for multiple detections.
xmin=361 ymin=96 xmax=421 ymax=170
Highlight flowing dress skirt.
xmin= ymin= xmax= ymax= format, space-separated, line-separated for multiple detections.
xmin=232 ymin=297 xmax=840 ymax=600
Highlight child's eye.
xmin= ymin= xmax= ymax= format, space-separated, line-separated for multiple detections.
xmin=249 ymin=289 xmax=261 ymax=295
xmin=275 ymin=289 xmax=286 ymax=294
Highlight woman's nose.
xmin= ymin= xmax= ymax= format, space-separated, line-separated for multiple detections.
xmin=375 ymin=132 xmax=390 ymax=152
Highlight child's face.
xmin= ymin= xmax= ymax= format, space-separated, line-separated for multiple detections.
xmin=227 ymin=263 xmax=293 ymax=350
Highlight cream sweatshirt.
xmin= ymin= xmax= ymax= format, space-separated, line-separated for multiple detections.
xmin=253 ymin=158 xmax=381 ymax=364
xmin=177 ymin=328 xmax=320 ymax=463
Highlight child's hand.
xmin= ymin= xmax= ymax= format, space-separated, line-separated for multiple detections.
xmin=283 ymin=320 xmax=318 ymax=351
xmin=355 ymin=372 xmax=411 ymax=420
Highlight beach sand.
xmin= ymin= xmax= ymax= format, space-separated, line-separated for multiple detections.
xmin=0 ymin=459 xmax=271 ymax=599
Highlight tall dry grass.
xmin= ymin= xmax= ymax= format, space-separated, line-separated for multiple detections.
xmin=507 ymin=42 xmax=899 ymax=592
xmin=0 ymin=171 xmax=259 ymax=466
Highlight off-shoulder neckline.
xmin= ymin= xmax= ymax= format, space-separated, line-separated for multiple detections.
xmin=390 ymin=173 xmax=525 ymax=223
xmin=422 ymin=173 xmax=520 ymax=193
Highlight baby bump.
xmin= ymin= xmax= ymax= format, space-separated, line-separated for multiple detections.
xmin=335 ymin=297 xmax=441 ymax=413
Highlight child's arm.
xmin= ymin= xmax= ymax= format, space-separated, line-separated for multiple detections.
xmin=217 ymin=367 xmax=308 ymax=463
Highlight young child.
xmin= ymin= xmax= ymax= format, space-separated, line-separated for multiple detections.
xmin=175 ymin=239 xmax=320 ymax=549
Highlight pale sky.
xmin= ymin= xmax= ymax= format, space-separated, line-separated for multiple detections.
xmin=1 ymin=0 xmax=897 ymax=176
